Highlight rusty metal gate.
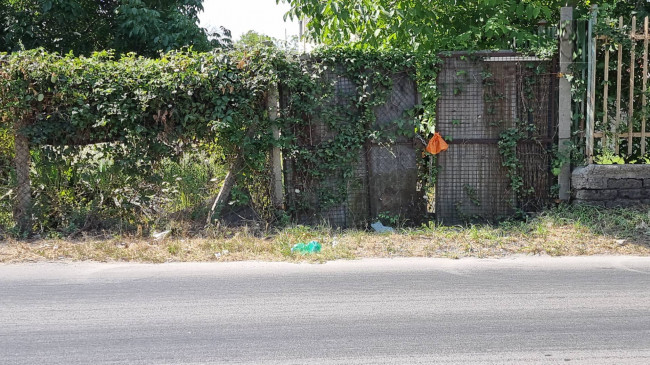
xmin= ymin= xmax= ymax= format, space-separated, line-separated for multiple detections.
xmin=436 ymin=51 xmax=558 ymax=225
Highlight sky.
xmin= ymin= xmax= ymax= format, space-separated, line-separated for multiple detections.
xmin=199 ymin=0 xmax=300 ymax=41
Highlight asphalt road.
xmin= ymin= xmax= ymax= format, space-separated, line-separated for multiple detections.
xmin=1 ymin=257 xmax=650 ymax=364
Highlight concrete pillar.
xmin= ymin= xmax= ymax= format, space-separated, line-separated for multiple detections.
xmin=268 ymin=83 xmax=284 ymax=209
xmin=558 ymin=7 xmax=574 ymax=201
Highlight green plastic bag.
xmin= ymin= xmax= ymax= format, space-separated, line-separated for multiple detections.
xmin=291 ymin=241 xmax=321 ymax=254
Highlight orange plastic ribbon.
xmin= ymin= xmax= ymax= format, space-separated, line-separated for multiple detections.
xmin=425 ymin=132 xmax=449 ymax=155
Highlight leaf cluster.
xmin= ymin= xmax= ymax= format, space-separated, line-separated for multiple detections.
xmin=0 ymin=0 xmax=228 ymax=57
xmin=276 ymin=47 xmax=419 ymax=211
xmin=279 ymin=0 xmax=593 ymax=54
xmin=0 ymin=48 xmax=279 ymax=169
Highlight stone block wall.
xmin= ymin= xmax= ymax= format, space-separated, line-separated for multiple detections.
xmin=572 ymin=164 xmax=650 ymax=207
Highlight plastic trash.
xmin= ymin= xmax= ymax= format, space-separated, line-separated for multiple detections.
xmin=425 ymin=132 xmax=449 ymax=155
xmin=291 ymin=241 xmax=322 ymax=254
xmin=371 ymin=221 xmax=395 ymax=233
xmin=152 ymin=230 xmax=171 ymax=240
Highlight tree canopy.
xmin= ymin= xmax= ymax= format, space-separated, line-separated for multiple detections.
xmin=236 ymin=30 xmax=275 ymax=49
xmin=234 ymin=30 xmax=302 ymax=53
xmin=0 ymin=0 xmax=230 ymax=56
xmin=278 ymin=0 xmax=649 ymax=53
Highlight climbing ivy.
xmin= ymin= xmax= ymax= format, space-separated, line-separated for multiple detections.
xmin=0 ymin=48 xmax=278 ymax=166
xmin=277 ymin=47 xmax=423 ymax=212
xmin=0 ymin=46 xmax=425 ymax=230
xmin=498 ymin=123 xmax=531 ymax=203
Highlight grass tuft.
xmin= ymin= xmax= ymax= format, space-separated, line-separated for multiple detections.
xmin=1 ymin=205 xmax=649 ymax=263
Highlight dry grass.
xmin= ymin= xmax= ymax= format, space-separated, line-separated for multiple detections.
xmin=1 ymin=205 xmax=650 ymax=263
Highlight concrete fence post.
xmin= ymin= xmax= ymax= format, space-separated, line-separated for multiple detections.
xmin=268 ymin=83 xmax=284 ymax=210
xmin=558 ymin=6 xmax=574 ymax=201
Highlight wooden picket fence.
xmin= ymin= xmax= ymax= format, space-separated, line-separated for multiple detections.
xmin=586 ymin=12 xmax=650 ymax=163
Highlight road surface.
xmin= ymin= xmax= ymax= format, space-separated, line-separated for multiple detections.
xmin=1 ymin=256 xmax=650 ymax=364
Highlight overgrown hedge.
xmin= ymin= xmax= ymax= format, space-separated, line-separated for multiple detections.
xmin=0 ymin=47 xmax=422 ymax=235
xmin=0 ymin=49 xmax=278 ymax=165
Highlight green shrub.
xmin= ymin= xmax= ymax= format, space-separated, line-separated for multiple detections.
xmin=0 ymin=47 xmax=419 ymax=235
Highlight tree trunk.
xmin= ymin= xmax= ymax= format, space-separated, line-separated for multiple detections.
xmin=206 ymin=153 xmax=245 ymax=226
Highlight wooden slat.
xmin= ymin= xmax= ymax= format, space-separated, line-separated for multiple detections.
xmin=594 ymin=42 xmax=609 ymax=147
xmin=594 ymin=132 xmax=650 ymax=139
xmin=628 ymin=16 xmax=637 ymax=155
xmin=603 ymin=34 xmax=650 ymax=40
xmin=643 ymin=16 xmax=648 ymax=155
xmin=615 ymin=17 xmax=624 ymax=154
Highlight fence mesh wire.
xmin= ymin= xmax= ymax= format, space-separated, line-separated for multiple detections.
xmin=436 ymin=52 xmax=557 ymax=225
xmin=1 ymin=121 xmax=32 ymax=236
xmin=2 ymin=136 xmax=253 ymax=237
xmin=3 ymin=69 xmax=425 ymax=236
xmin=2 ymin=55 xmax=559 ymax=235
xmin=0 ymin=126 xmax=19 ymax=237
xmin=282 ymin=69 xmax=426 ymax=228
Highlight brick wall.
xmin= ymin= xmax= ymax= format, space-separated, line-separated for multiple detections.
xmin=572 ymin=165 xmax=650 ymax=207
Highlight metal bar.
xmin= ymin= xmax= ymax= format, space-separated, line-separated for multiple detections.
xmin=558 ymin=6 xmax=573 ymax=201
xmin=628 ymin=16 xmax=637 ymax=156
xmin=643 ymin=16 xmax=648 ymax=155
xmin=437 ymin=50 xmax=519 ymax=58
xmin=594 ymin=42 xmax=609 ymax=147
xmin=447 ymin=138 xmax=555 ymax=145
xmin=586 ymin=5 xmax=598 ymax=164
xmin=579 ymin=19 xmax=586 ymax=150
xmin=615 ymin=17 xmax=624 ymax=154
xmin=447 ymin=139 xmax=501 ymax=144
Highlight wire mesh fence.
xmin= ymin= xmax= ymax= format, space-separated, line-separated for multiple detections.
xmin=1 ymin=136 xmax=251 ymax=238
xmin=282 ymin=68 xmax=426 ymax=228
xmin=436 ymin=52 xmax=558 ymax=225
xmin=0 ymin=119 xmax=32 ymax=236
xmin=1 ymin=54 xmax=559 ymax=236
xmin=0 ymin=130 xmax=17 ymax=236
xmin=2 ymin=67 xmax=426 ymax=236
